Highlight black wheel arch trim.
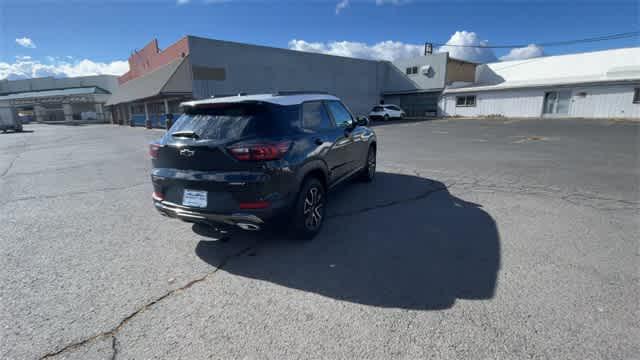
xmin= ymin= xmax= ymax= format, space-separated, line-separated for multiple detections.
xmin=297 ymin=160 xmax=330 ymax=189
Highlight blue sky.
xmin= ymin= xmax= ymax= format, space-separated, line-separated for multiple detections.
xmin=1 ymin=0 xmax=638 ymax=79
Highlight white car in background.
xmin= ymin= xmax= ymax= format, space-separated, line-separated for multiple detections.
xmin=368 ymin=104 xmax=406 ymax=121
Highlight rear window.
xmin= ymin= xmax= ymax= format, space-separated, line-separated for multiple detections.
xmin=166 ymin=102 xmax=299 ymax=141
xmin=372 ymin=106 xmax=384 ymax=112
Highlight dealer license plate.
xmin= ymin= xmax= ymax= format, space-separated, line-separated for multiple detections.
xmin=182 ymin=189 xmax=207 ymax=208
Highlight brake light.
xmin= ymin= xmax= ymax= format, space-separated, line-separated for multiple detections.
xmin=239 ymin=201 xmax=270 ymax=209
xmin=152 ymin=191 xmax=164 ymax=201
xmin=149 ymin=143 xmax=162 ymax=159
xmin=227 ymin=141 xmax=291 ymax=161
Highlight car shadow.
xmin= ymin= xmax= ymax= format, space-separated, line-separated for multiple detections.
xmin=195 ymin=172 xmax=501 ymax=310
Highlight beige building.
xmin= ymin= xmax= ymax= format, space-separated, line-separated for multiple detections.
xmin=0 ymin=75 xmax=119 ymax=124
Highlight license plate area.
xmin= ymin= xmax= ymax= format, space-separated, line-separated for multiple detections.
xmin=182 ymin=189 xmax=207 ymax=208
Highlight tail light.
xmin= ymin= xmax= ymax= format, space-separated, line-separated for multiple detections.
xmin=227 ymin=141 xmax=291 ymax=161
xmin=239 ymin=201 xmax=270 ymax=209
xmin=152 ymin=191 xmax=164 ymax=201
xmin=149 ymin=143 xmax=162 ymax=159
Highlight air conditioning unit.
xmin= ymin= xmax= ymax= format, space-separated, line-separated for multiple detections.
xmin=421 ymin=65 xmax=434 ymax=77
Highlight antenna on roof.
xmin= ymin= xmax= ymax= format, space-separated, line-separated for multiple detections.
xmin=424 ymin=42 xmax=433 ymax=55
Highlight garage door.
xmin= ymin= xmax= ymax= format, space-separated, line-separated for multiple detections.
xmin=384 ymin=92 xmax=440 ymax=117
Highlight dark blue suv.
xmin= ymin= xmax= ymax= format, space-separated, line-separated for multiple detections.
xmin=150 ymin=93 xmax=377 ymax=239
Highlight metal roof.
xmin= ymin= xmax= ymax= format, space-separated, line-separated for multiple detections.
xmin=105 ymin=58 xmax=186 ymax=106
xmin=444 ymin=47 xmax=640 ymax=94
xmin=0 ymin=87 xmax=107 ymax=101
xmin=182 ymin=93 xmax=340 ymax=107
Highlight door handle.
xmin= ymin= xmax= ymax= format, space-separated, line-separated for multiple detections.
xmin=314 ymin=138 xmax=323 ymax=145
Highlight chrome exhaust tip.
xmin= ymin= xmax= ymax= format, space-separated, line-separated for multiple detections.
xmin=237 ymin=223 xmax=261 ymax=231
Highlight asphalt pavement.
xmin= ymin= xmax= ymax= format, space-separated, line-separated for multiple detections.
xmin=1 ymin=118 xmax=638 ymax=359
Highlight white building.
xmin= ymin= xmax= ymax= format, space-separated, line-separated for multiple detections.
xmin=440 ymin=47 xmax=640 ymax=119
xmin=0 ymin=75 xmax=119 ymax=124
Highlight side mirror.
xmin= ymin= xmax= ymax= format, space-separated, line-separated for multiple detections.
xmin=356 ymin=116 xmax=369 ymax=127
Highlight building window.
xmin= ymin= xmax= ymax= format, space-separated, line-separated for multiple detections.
xmin=131 ymin=104 xmax=145 ymax=114
xmin=633 ymin=88 xmax=640 ymax=104
xmin=148 ymin=102 xmax=163 ymax=114
xmin=406 ymin=66 xmax=419 ymax=75
xmin=456 ymin=95 xmax=476 ymax=107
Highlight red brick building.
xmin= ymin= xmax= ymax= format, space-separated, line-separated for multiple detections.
xmin=107 ymin=37 xmax=192 ymax=126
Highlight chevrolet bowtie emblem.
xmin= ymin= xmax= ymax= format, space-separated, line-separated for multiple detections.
xmin=179 ymin=149 xmax=195 ymax=157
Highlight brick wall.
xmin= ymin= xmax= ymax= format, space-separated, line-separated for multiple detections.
xmin=118 ymin=37 xmax=190 ymax=84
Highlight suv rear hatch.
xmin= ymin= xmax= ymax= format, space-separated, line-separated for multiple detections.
xmin=151 ymin=101 xmax=299 ymax=212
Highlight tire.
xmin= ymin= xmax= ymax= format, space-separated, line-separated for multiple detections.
xmin=384 ymin=114 xmax=390 ymax=121
xmin=359 ymin=145 xmax=376 ymax=182
xmin=292 ymin=177 xmax=326 ymax=240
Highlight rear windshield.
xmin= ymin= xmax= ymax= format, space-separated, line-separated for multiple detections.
xmin=166 ymin=102 xmax=299 ymax=141
xmin=372 ymin=106 xmax=384 ymax=112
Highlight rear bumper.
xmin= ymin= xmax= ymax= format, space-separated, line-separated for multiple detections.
xmin=154 ymin=200 xmax=266 ymax=227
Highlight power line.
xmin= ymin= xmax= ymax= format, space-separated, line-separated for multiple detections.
xmin=432 ymin=31 xmax=639 ymax=49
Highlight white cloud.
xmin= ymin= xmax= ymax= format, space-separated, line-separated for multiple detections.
xmin=437 ymin=31 xmax=497 ymax=63
xmin=336 ymin=0 xmax=407 ymax=14
xmin=15 ymin=37 xmax=36 ymax=48
xmin=176 ymin=0 xmax=190 ymax=5
xmin=0 ymin=57 xmax=128 ymax=80
xmin=289 ymin=39 xmax=422 ymax=61
xmin=289 ymin=31 xmax=504 ymax=64
xmin=335 ymin=0 xmax=349 ymax=14
xmin=499 ymin=44 xmax=544 ymax=61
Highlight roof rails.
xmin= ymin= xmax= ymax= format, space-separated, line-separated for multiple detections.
xmin=273 ymin=90 xmax=330 ymax=96
xmin=210 ymin=93 xmax=248 ymax=98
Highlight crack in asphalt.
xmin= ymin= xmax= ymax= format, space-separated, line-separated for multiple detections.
xmin=447 ymin=179 xmax=639 ymax=212
xmin=328 ymin=182 xmax=448 ymax=219
xmin=110 ymin=335 xmax=119 ymax=360
xmin=35 ymin=180 xmax=448 ymax=359
xmin=0 ymin=138 xmax=28 ymax=178
xmin=38 ymin=245 xmax=255 ymax=359
xmin=23 ymin=167 xmax=637 ymax=359
xmin=560 ymin=192 xmax=639 ymax=211
xmin=1 ymin=160 xmax=145 ymax=179
xmin=0 ymin=154 xmax=20 ymax=178
xmin=380 ymin=165 xmax=638 ymax=212
xmin=0 ymin=183 xmax=149 ymax=208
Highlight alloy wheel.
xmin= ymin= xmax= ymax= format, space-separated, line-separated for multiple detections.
xmin=368 ymin=148 xmax=376 ymax=178
xmin=303 ymin=186 xmax=324 ymax=230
